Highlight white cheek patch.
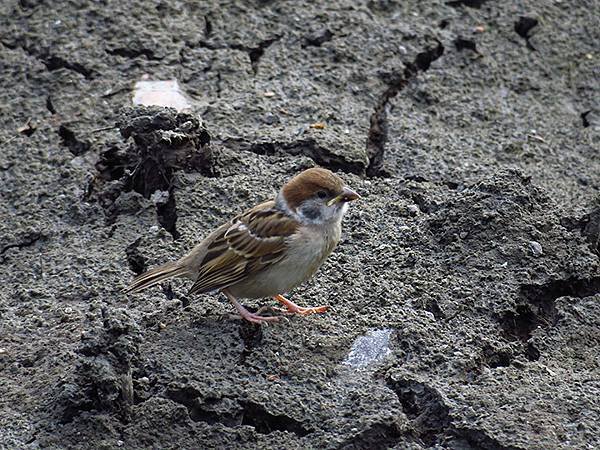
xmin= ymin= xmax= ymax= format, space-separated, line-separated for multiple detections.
xmin=275 ymin=191 xmax=349 ymax=225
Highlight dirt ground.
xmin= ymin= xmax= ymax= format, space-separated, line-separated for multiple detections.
xmin=1 ymin=0 xmax=599 ymax=449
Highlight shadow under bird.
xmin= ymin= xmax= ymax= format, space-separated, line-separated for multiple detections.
xmin=125 ymin=167 xmax=360 ymax=324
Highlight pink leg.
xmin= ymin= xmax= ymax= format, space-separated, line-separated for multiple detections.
xmin=222 ymin=289 xmax=280 ymax=324
xmin=272 ymin=294 xmax=330 ymax=316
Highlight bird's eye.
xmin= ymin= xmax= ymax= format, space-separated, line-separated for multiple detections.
xmin=316 ymin=190 xmax=328 ymax=199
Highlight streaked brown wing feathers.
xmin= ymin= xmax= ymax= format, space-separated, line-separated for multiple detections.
xmin=188 ymin=203 xmax=298 ymax=295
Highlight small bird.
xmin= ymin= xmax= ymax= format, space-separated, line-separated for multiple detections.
xmin=125 ymin=167 xmax=360 ymax=324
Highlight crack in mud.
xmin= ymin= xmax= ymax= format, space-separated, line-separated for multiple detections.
xmin=580 ymin=110 xmax=591 ymax=128
xmin=387 ymin=378 xmax=451 ymax=447
xmin=1 ymin=232 xmax=45 ymax=262
xmin=226 ymin=138 xmax=366 ymax=175
xmin=446 ymin=0 xmax=489 ymax=8
xmin=43 ymin=54 xmax=94 ymax=79
xmin=204 ymin=16 xmax=212 ymax=38
xmin=452 ymin=427 xmax=522 ymax=450
xmin=366 ymin=40 xmax=444 ymax=177
xmin=1 ymin=39 xmax=94 ymax=78
xmin=58 ymin=125 xmax=91 ymax=156
xmin=195 ymin=37 xmax=280 ymax=75
xmin=125 ymin=238 xmax=147 ymax=275
xmin=106 ymin=46 xmax=162 ymax=60
xmin=454 ymin=37 xmax=478 ymax=53
xmin=514 ymin=17 xmax=538 ymax=51
xmin=303 ymin=28 xmax=333 ymax=47
xmin=46 ymin=96 xmax=57 ymax=114
xmin=167 ymin=387 xmax=311 ymax=436
xmin=240 ymin=401 xmax=311 ymax=436
xmin=387 ymin=378 xmax=521 ymax=449
xmin=166 ymin=386 xmax=225 ymax=424
xmin=424 ymin=298 xmax=445 ymax=320
xmin=501 ymin=276 xmax=600 ymax=343
xmin=246 ymin=37 xmax=280 ymax=75
xmin=479 ymin=344 xmax=514 ymax=369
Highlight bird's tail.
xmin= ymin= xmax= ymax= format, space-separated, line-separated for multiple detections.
xmin=124 ymin=261 xmax=188 ymax=293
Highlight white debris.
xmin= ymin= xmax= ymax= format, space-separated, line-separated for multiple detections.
xmin=150 ymin=190 xmax=170 ymax=205
xmin=343 ymin=328 xmax=393 ymax=369
xmin=528 ymin=241 xmax=543 ymax=256
xmin=133 ymin=79 xmax=192 ymax=112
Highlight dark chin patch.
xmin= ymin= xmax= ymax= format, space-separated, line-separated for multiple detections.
xmin=300 ymin=204 xmax=322 ymax=221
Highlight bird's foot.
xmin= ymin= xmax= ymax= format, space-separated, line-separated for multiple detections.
xmin=232 ymin=308 xmax=281 ymax=324
xmin=223 ymin=289 xmax=280 ymax=324
xmin=272 ymin=294 xmax=330 ymax=316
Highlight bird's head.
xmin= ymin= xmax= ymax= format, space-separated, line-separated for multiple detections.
xmin=277 ymin=167 xmax=360 ymax=224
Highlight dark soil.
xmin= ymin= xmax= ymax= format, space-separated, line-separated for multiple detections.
xmin=1 ymin=1 xmax=599 ymax=449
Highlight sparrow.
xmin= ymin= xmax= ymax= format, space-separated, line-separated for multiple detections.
xmin=125 ymin=167 xmax=360 ymax=324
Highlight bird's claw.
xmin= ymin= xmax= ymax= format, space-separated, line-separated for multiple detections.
xmin=231 ymin=311 xmax=281 ymax=324
xmin=270 ymin=303 xmax=330 ymax=316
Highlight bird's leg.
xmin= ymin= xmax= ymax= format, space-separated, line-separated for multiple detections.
xmin=222 ymin=289 xmax=280 ymax=324
xmin=272 ymin=294 xmax=330 ymax=315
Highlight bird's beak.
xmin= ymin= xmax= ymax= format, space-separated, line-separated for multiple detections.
xmin=327 ymin=186 xmax=361 ymax=206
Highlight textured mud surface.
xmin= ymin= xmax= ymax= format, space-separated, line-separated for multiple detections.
xmin=1 ymin=1 xmax=599 ymax=449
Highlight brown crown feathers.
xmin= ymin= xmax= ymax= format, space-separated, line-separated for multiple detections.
xmin=281 ymin=168 xmax=346 ymax=210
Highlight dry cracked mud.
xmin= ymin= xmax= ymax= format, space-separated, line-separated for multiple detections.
xmin=1 ymin=1 xmax=599 ymax=449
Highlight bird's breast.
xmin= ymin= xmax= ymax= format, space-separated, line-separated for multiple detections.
xmin=286 ymin=223 xmax=340 ymax=278
xmin=227 ymin=220 xmax=342 ymax=299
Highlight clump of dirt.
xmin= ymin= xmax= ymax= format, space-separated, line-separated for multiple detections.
xmin=93 ymin=107 xmax=212 ymax=238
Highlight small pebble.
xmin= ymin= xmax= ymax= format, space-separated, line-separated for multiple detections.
xmin=407 ymin=204 xmax=420 ymax=216
xmin=70 ymin=156 xmax=86 ymax=169
xmin=528 ymin=241 xmax=543 ymax=256
xmin=263 ymin=113 xmax=279 ymax=125
xmin=150 ymin=190 xmax=169 ymax=205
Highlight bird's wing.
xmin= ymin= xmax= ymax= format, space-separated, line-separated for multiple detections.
xmin=188 ymin=201 xmax=299 ymax=295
